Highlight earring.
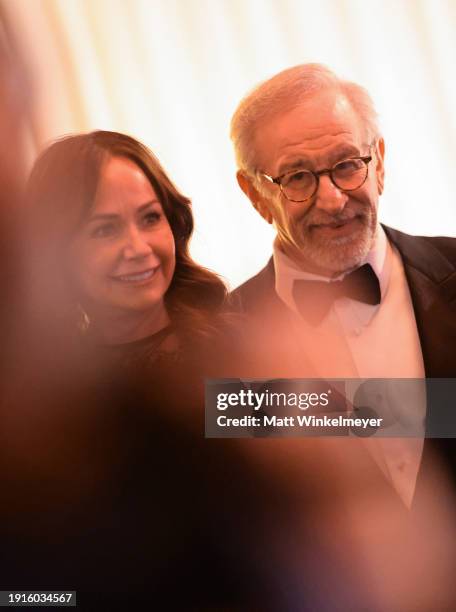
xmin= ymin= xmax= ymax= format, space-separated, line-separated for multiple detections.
xmin=76 ymin=303 xmax=90 ymax=333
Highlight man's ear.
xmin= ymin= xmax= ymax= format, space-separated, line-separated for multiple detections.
xmin=375 ymin=138 xmax=385 ymax=195
xmin=236 ymin=170 xmax=274 ymax=224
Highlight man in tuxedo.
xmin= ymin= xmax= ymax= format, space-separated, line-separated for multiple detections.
xmin=229 ymin=64 xmax=456 ymax=508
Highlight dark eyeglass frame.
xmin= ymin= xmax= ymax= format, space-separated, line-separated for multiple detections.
xmin=260 ymin=154 xmax=373 ymax=203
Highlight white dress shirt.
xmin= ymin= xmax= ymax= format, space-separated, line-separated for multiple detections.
xmin=272 ymin=225 xmax=426 ymax=507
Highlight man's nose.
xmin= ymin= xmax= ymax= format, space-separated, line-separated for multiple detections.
xmin=313 ymin=174 xmax=348 ymax=214
xmin=122 ymin=226 xmax=152 ymax=259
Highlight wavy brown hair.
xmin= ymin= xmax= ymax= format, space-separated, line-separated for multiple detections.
xmin=26 ymin=130 xmax=228 ymax=349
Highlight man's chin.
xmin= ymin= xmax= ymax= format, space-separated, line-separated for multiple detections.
xmin=299 ymin=229 xmax=374 ymax=275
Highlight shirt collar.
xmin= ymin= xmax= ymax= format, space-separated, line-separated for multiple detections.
xmin=273 ymin=224 xmax=390 ymax=313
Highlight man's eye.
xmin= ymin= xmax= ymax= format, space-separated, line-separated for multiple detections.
xmin=284 ymin=171 xmax=313 ymax=187
xmin=334 ymin=159 xmax=363 ymax=174
xmin=91 ymin=224 xmax=116 ymax=238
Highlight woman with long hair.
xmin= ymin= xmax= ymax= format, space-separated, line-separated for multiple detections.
xmin=24 ymin=130 xmax=227 ymax=371
xmin=2 ymin=131 xmax=242 ymax=605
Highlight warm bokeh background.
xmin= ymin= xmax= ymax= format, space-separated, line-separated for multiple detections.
xmin=2 ymin=0 xmax=455 ymax=287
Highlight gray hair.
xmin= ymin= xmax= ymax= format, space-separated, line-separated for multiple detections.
xmin=230 ymin=63 xmax=380 ymax=175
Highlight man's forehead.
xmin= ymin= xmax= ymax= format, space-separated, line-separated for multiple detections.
xmin=252 ymin=91 xmax=366 ymax=173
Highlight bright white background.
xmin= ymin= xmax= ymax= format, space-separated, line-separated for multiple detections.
xmin=4 ymin=0 xmax=456 ymax=288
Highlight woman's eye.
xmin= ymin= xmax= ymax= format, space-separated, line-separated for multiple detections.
xmin=91 ymin=223 xmax=116 ymax=238
xmin=143 ymin=212 xmax=161 ymax=226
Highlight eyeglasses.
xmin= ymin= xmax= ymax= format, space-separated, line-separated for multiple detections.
xmin=260 ymin=155 xmax=373 ymax=203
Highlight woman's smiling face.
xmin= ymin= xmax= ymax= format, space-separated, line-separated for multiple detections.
xmin=69 ymin=155 xmax=175 ymax=320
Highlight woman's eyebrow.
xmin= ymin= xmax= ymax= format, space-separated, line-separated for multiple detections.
xmin=87 ymin=212 xmax=118 ymax=223
xmin=136 ymin=200 xmax=160 ymax=213
xmin=87 ymin=200 xmax=160 ymax=223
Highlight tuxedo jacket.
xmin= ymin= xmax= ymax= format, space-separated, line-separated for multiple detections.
xmin=230 ymin=226 xmax=456 ymax=499
xmin=231 ymin=226 xmax=456 ymax=376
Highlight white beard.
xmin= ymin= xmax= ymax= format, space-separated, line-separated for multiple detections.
xmin=302 ymin=223 xmax=375 ymax=273
xmin=278 ymin=208 xmax=377 ymax=275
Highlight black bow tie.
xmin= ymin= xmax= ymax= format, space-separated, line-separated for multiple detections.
xmin=292 ymin=264 xmax=381 ymax=326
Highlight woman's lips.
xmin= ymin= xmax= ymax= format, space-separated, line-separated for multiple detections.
xmin=112 ymin=268 xmax=158 ymax=283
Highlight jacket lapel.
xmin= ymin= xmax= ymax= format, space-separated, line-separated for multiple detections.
xmin=384 ymin=227 xmax=456 ymax=500
xmin=384 ymin=226 xmax=456 ymax=377
xmin=235 ymin=259 xmax=317 ymax=376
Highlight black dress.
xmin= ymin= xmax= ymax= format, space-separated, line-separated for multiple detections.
xmin=1 ymin=322 xmax=284 ymax=611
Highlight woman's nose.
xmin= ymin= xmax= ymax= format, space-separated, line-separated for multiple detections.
xmin=122 ymin=227 xmax=152 ymax=259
